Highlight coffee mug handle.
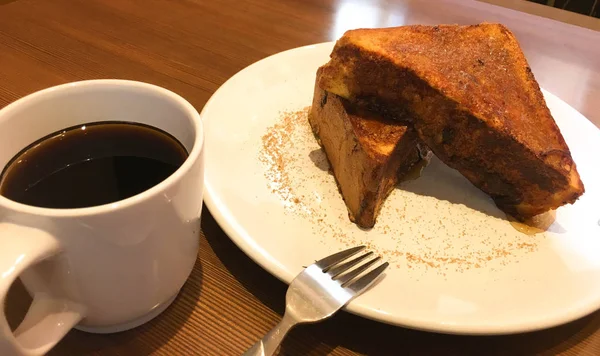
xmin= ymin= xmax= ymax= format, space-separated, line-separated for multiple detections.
xmin=0 ymin=223 xmax=85 ymax=356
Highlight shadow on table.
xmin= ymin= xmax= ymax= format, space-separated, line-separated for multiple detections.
xmin=202 ymin=211 xmax=338 ymax=355
xmin=202 ymin=210 xmax=600 ymax=355
xmin=14 ymin=255 xmax=204 ymax=355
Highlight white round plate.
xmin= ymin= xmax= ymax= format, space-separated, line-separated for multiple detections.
xmin=202 ymin=42 xmax=600 ymax=335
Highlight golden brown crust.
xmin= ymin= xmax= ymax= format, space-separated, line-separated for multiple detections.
xmin=344 ymin=100 xmax=410 ymax=161
xmin=319 ymin=23 xmax=584 ymax=219
xmin=308 ymin=69 xmax=424 ymax=228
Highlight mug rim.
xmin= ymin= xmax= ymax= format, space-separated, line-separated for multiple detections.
xmin=0 ymin=79 xmax=204 ymax=217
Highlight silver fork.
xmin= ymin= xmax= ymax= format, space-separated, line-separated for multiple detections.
xmin=243 ymin=246 xmax=389 ymax=356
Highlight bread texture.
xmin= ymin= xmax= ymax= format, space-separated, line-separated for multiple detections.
xmin=318 ymin=23 xmax=584 ymax=219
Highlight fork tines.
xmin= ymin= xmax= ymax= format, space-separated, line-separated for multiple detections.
xmin=316 ymin=246 xmax=389 ymax=293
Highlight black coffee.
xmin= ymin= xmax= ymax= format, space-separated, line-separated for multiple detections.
xmin=0 ymin=122 xmax=188 ymax=209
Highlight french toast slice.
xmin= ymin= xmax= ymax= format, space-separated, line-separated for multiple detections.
xmin=318 ymin=23 xmax=584 ymax=219
xmin=309 ymin=69 xmax=428 ymax=228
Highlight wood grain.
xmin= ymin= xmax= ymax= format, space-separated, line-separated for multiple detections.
xmin=1 ymin=0 xmax=599 ymax=355
xmin=479 ymin=0 xmax=600 ymax=31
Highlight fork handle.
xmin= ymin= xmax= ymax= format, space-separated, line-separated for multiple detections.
xmin=243 ymin=312 xmax=297 ymax=356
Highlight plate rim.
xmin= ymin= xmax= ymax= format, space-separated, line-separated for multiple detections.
xmin=201 ymin=41 xmax=600 ymax=335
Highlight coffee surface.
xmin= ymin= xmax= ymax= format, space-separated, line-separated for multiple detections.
xmin=0 ymin=121 xmax=188 ymax=209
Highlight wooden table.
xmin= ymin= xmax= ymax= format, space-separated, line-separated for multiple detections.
xmin=1 ymin=0 xmax=599 ymax=355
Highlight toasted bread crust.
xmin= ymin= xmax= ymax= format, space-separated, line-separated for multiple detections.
xmin=319 ymin=23 xmax=584 ymax=218
xmin=309 ymin=69 xmax=425 ymax=228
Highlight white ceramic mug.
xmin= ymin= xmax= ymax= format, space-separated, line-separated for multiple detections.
xmin=0 ymin=80 xmax=204 ymax=355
